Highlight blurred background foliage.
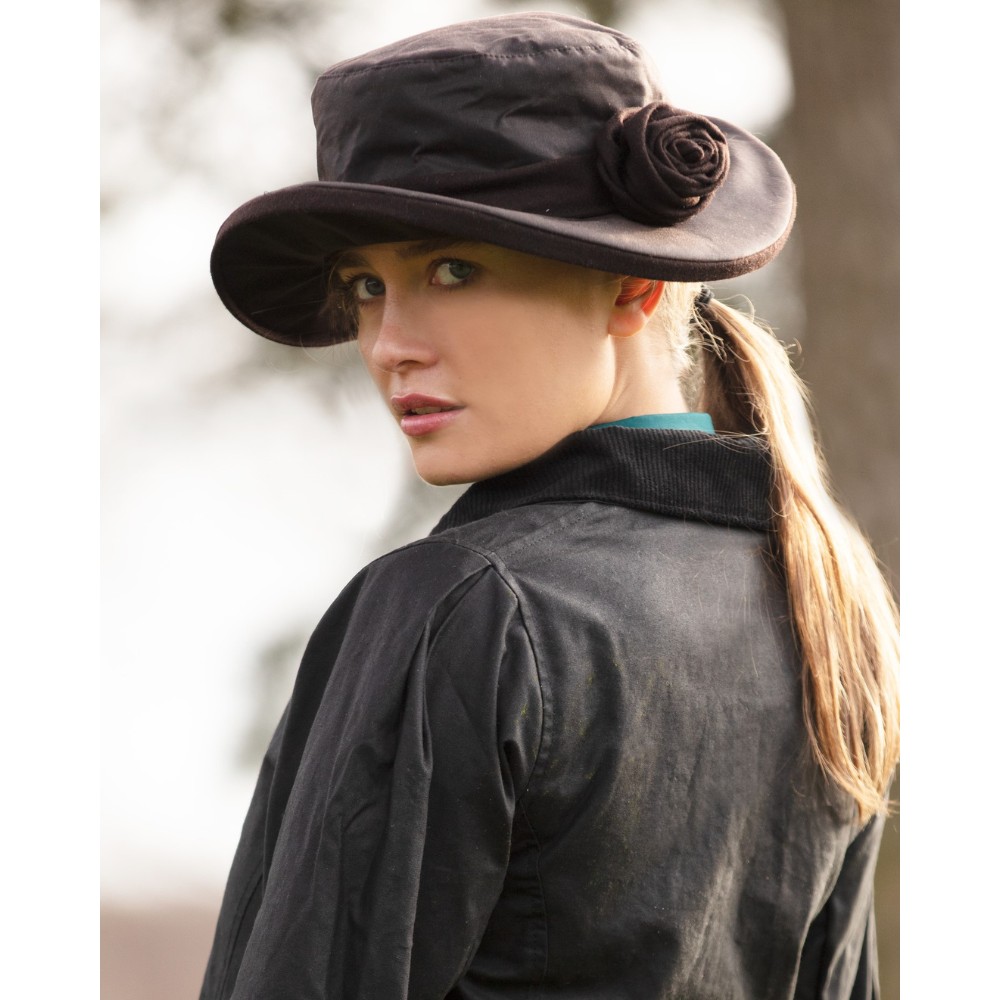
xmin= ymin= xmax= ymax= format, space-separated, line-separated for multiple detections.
xmin=102 ymin=0 xmax=898 ymax=996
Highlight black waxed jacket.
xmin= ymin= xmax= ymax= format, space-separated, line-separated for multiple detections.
xmin=200 ymin=427 xmax=883 ymax=1000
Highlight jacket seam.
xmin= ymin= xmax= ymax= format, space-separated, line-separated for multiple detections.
xmin=413 ymin=526 xmax=550 ymax=803
xmin=407 ymin=536 xmax=551 ymax=803
xmin=517 ymin=797 xmax=550 ymax=990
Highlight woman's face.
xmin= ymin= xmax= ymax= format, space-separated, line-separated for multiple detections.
xmin=336 ymin=240 xmax=632 ymax=485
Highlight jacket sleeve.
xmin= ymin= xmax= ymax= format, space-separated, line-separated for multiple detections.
xmin=795 ymin=811 xmax=887 ymax=1000
xmin=227 ymin=540 xmax=543 ymax=1000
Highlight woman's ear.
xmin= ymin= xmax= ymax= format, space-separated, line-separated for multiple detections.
xmin=608 ymin=278 xmax=665 ymax=338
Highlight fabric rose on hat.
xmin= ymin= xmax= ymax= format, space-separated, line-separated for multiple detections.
xmin=596 ymin=103 xmax=731 ymax=226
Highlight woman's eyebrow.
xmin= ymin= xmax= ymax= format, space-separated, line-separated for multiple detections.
xmin=331 ymin=249 xmax=369 ymax=272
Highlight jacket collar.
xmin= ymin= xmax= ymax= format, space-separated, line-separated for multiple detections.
xmin=432 ymin=427 xmax=774 ymax=534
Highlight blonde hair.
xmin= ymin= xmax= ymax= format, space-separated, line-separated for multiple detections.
xmin=662 ymin=283 xmax=900 ymax=823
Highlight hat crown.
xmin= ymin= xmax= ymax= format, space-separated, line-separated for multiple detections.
xmin=311 ymin=13 xmax=664 ymax=185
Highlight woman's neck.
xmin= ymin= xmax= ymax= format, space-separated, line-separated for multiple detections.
xmin=595 ymin=334 xmax=689 ymax=424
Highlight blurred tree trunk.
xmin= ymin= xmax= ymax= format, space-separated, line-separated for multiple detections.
xmin=773 ymin=4 xmax=899 ymax=1000
xmin=774 ymin=0 xmax=900 ymax=591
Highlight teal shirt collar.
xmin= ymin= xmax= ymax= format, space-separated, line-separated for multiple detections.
xmin=590 ymin=412 xmax=715 ymax=433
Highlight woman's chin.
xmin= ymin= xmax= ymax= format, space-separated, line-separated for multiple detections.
xmin=409 ymin=443 xmax=518 ymax=487
xmin=414 ymin=464 xmax=472 ymax=488
xmin=408 ymin=446 xmax=476 ymax=487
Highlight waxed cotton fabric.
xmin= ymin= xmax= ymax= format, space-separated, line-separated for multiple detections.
xmin=200 ymin=428 xmax=882 ymax=999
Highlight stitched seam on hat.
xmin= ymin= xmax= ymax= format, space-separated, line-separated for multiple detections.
xmin=318 ymin=42 xmax=642 ymax=80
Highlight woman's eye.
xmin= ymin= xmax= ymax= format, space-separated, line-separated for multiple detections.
xmin=350 ymin=276 xmax=385 ymax=302
xmin=431 ymin=260 xmax=475 ymax=286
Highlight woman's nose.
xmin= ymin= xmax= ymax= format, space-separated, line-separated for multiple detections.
xmin=364 ymin=295 xmax=436 ymax=373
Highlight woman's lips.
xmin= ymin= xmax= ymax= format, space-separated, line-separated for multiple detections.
xmin=391 ymin=393 xmax=463 ymax=438
xmin=400 ymin=411 xmax=461 ymax=437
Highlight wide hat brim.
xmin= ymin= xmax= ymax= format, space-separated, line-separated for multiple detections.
xmin=211 ymin=114 xmax=794 ymax=348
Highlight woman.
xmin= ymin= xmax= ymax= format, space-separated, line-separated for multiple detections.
xmin=202 ymin=12 xmax=899 ymax=1000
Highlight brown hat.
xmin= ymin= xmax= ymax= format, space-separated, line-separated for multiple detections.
xmin=210 ymin=12 xmax=795 ymax=347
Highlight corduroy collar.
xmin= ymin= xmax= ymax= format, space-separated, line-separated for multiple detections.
xmin=432 ymin=426 xmax=774 ymax=535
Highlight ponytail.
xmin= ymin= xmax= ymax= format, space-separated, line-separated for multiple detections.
xmin=691 ymin=293 xmax=899 ymax=823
